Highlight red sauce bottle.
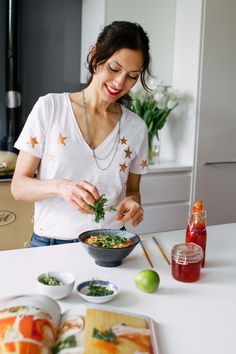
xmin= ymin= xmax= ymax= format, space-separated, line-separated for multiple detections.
xmin=186 ymin=200 xmax=207 ymax=267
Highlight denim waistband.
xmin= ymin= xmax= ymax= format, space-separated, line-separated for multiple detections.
xmin=31 ymin=233 xmax=79 ymax=247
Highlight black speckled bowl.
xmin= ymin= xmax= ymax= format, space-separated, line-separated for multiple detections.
xmin=78 ymin=229 xmax=140 ymax=267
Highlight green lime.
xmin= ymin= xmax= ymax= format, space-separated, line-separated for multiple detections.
xmin=135 ymin=269 xmax=160 ymax=293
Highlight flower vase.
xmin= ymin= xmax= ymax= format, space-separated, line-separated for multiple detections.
xmin=148 ymin=134 xmax=161 ymax=165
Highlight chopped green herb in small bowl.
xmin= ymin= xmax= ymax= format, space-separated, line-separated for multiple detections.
xmin=37 ymin=271 xmax=75 ymax=300
xmin=76 ymin=280 xmax=120 ymax=304
xmin=38 ymin=275 xmax=64 ymax=286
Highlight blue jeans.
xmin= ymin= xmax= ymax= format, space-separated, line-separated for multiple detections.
xmin=30 ymin=227 xmax=126 ymax=247
xmin=30 ymin=233 xmax=79 ymax=247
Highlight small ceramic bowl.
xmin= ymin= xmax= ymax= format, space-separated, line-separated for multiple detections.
xmin=37 ymin=271 xmax=75 ymax=300
xmin=76 ymin=280 xmax=120 ymax=304
xmin=78 ymin=229 xmax=140 ymax=267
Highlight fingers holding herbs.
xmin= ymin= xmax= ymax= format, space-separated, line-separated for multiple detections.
xmin=116 ymin=197 xmax=144 ymax=227
xmin=58 ymin=179 xmax=100 ymax=214
xmin=59 ymin=181 xmax=116 ymax=222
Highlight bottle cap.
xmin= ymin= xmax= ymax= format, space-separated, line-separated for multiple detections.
xmin=192 ymin=200 xmax=204 ymax=212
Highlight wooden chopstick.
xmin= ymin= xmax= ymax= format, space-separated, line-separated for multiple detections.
xmin=139 ymin=239 xmax=154 ymax=268
xmin=152 ymin=236 xmax=170 ymax=265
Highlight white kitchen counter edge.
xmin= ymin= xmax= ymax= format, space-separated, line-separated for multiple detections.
xmin=147 ymin=160 xmax=192 ymax=173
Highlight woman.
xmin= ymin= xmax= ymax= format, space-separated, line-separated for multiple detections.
xmin=11 ymin=21 xmax=151 ymax=246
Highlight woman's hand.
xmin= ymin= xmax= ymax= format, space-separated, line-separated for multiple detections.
xmin=11 ymin=151 xmax=100 ymax=213
xmin=115 ymin=196 xmax=144 ymax=227
xmin=59 ymin=180 xmax=100 ymax=214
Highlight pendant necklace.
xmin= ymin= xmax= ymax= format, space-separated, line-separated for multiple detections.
xmin=82 ymin=90 xmax=121 ymax=171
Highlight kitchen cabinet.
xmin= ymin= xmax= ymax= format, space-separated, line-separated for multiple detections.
xmin=134 ymin=163 xmax=192 ymax=234
xmin=0 ymin=182 xmax=33 ymax=250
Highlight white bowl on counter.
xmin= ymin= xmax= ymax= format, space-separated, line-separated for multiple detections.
xmin=37 ymin=271 xmax=75 ymax=300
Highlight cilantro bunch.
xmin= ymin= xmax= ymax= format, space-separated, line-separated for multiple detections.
xmin=89 ymin=194 xmax=116 ymax=223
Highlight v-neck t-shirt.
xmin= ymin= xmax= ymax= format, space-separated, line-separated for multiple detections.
xmin=14 ymin=93 xmax=148 ymax=239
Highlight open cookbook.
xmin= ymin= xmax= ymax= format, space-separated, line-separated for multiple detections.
xmin=0 ymin=294 xmax=160 ymax=354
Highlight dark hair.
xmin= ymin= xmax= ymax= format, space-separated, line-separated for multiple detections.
xmin=86 ymin=21 xmax=151 ymax=92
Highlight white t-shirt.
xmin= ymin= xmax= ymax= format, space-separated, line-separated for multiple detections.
xmin=14 ymin=93 xmax=148 ymax=239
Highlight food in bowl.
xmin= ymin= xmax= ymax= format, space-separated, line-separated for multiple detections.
xmin=38 ymin=275 xmax=64 ymax=286
xmin=85 ymin=235 xmax=133 ymax=248
xmin=78 ymin=229 xmax=140 ymax=267
xmin=87 ymin=280 xmax=114 ymax=296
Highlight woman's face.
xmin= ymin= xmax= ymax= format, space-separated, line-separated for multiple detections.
xmin=93 ymin=48 xmax=144 ymax=102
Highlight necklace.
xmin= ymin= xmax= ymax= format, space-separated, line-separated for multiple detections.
xmin=82 ymin=90 xmax=121 ymax=171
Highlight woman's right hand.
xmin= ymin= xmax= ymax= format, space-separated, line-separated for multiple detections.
xmin=11 ymin=151 xmax=100 ymax=213
xmin=59 ymin=180 xmax=100 ymax=214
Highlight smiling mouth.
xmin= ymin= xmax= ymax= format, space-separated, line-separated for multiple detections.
xmin=105 ymin=84 xmax=121 ymax=96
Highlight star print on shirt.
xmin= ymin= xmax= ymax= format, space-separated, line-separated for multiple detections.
xmin=124 ymin=147 xmax=132 ymax=159
xmin=47 ymin=153 xmax=55 ymax=161
xmin=57 ymin=133 xmax=67 ymax=145
xmin=119 ymin=163 xmax=128 ymax=172
xmin=28 ymin=136 xmax=39 ymax=148
xmin=120 ymin=136 xmax=127 ymax=145
xmin=140 ymin=160 xmax=148 ymax=169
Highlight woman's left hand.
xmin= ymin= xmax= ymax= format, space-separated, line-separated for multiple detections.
xmin=116 ymin=196 xmax=144 ymax=227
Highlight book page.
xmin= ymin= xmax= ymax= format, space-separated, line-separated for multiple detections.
xmin=0 ymin=294 xmax=61 ymax=354
xmin=55 ymin=306 xmax=159 ymax=354
xmin=53 ymin=308 xmax=85 ymax=354
xmin=83 ymin=306 xmax=159 ymax=354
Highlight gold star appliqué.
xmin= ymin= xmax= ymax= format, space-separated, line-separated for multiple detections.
xmin=28 ymin=136 xmax=39 ymax=148
xmin=120 ymin=136 xmax=127 ymax=145
xmin=47 ymin=153 xmax=55 ymax=161
xmin=124 ymin=147 xmax=132 ymax=159
xmin=119 ymin=163 xmax=128 ymax=172
xmin=57 ymin=133 xmax=67 ymax=145
xmin=140 ymin=160 xmax=148 ymax=169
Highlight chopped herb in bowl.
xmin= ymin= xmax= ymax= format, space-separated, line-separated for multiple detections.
xmin=85 ymin=235 xmax=132 ymax=248
xmin=87 ymin=281 xmax=114 ymax=297
xmin=76 ymin=280 xmax=119 ymax=303
xmin=38 ymin=275 xmax=64 ymax=286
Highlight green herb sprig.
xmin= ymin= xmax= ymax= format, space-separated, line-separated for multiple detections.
xmin=92 ymin=328 xmax=117 ymax=343
xmin=89 ymin=194 xmax=117 ymax=223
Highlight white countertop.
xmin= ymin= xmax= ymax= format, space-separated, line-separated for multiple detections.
xmin=148 ymin=159 xmax=192 ymax=173
xmin=1 ymin=223 xmax=235 ymax=354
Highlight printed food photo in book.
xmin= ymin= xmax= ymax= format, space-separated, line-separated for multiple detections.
xmin=0 ymin=295 xmax=159 ymax=354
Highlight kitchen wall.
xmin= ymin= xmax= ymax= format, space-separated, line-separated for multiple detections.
xmin=161 ymin=0 xmax=203 ymax=165
xmin=81 ymin=0 xmax=200 ymax=166
xmin=0 ymin=0 xmax=83 ymax=140
xmin=80 ymin=0 xmax=176 ymax=85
